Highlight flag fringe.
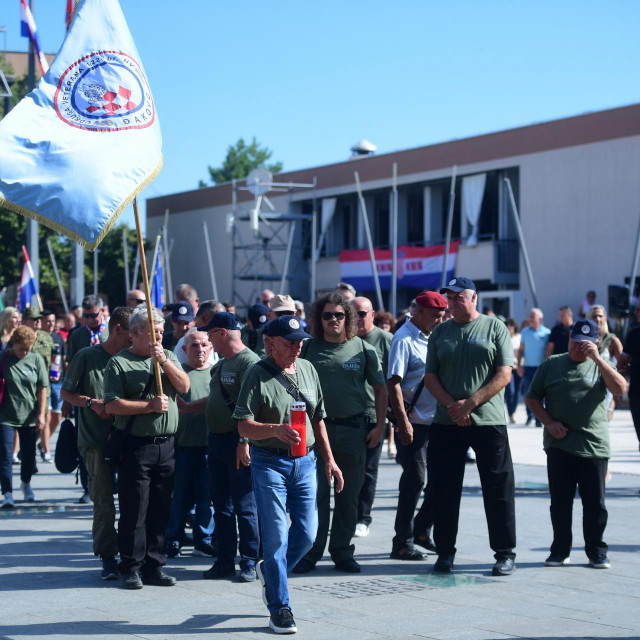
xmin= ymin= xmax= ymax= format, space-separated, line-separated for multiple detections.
xmin=0 ymin=156 xmax=163 ymax=251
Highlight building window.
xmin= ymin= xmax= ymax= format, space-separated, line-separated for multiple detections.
xmin=406 ymin=188 xmax=424 ymax=244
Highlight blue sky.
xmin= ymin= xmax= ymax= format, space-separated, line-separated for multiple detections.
xmin=2 ymin=0 xmax=639 ymax=230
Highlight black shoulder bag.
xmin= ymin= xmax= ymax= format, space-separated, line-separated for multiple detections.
xmin=103 ymin=372 xmax=155 ymax=467
xmin=387 ymin=377 xmax=425 ymax=426
xmin=256 ymin=359 xmax=314 ymax=420
xmin=217 ymin=364 xmax=236 ymax=414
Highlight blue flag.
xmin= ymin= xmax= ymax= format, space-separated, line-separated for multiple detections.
xmin=151 ymin=247 xmax=165 ymax=309
xmin=0 ymin=0 xmax=162 ymax=250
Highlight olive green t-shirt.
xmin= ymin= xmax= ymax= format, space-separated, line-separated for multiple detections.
xmin=360 ymin=326 xmax=392 ymax=421
xmin=66 ymin=324 xmax=109 ymax=363
xmin=207 ymin=348 xmax=260 ymax=434
xmin=0 ymin=351 xmax=49 ymax=427
xmin=33 ymin=329 xmax=54 ymax=373
xmin=103 ymin=348 xmax=181 ymax=437
xmin=426 ymin=314 xmax=513 ymax=425
xmin=241 ymin=327 xmax=266 ymax=358
xmin=62 ymin=344 xmax=114 ymax=449
xmin=233 ymin=358 xmax=325 ymax=449
xmin=527 ymin=354 xmax=611 ymax=459
xmin=300 ymin=337 xmax=384 ymax=419
xmin=176 ymin=365 xmax=211 ymax=447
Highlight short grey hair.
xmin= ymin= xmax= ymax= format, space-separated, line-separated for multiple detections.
xmin=130 ymin=306 xmax=165 ymax=332
xmin=82 ymin=294 xmax=104 ymax=310
xmin=336 ymin=282 xmax=356 ymax=296
xmin=530 ymin=307 xmax=543 ymax=319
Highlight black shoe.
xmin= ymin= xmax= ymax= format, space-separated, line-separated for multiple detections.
xmin=589 ymin=554 xmax=611 ymax=569
xmin=492 ymin=557 xmax=516 ymax=576
xmin=192 ymin=542 xmax=216 ymax=557
xmin=166 ymin=541 xmax=180 ymax=558
xmin=433 ymin=555 xmax=454 ymax=573
xmin=269 ymin=607 xmax=297 ymax=634
xmin=100 ymin=555 xmax=119 ymax=580
xmin=291 ymin=558 xmax=316 ymax=574
xmin=202 ymin=562 xmax=235 ymax=580
xmin=413 ymin=535 xmax=437 ymax=553
xmin=141 ymin=568 xmax=177 ymax=586
xmin=238 ymin=565 xmax=257 ymax=582
xmin=390 ymin=546 xmax=425 ymax=561
xmin=334 ymin=557 xmax=361 ymax=573
xmin=545 ymin=554 xmax=570 ymax=567
xmin=256 ymin=560 xmax=270 ymax=607
xmin=525 ymin=417 xmax=534 ymax=426
xmin=122 ymin=571 xmax=143 ymax=590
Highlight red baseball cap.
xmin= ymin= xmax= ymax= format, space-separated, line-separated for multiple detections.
xmin=416 ymin=291 xmax=448 ymax=309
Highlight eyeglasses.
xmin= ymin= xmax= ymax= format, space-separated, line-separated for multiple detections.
xmin=356 ymin=310 xmax=371 ymax=318
xmin=322 ymin=311 xmax=345 ymax=321
xmin=82 ymin=312 xmax=100 ymax=319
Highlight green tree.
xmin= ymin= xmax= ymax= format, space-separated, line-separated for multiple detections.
xmin=0 ymin=55 xmax=30 ymax=120
xmin=200 ymin=137 xmax=283 ymax=187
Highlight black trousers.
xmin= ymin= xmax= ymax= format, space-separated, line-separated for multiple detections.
xmin=429 ymin=424 xmax=516 ymax=560
xmin=546 ymin=447 xmax=608 ymax=559
xmin=118 ymin=436 xmax=175 ymax=574
xmin=392 ymin=423 xmax=432 ymax=549
xmin=357 ymin=435 xmax=383 ymax=526
xmin=628 ymin=389 xmax=640 ymax=447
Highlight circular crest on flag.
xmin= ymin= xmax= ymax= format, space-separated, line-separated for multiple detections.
xmin=54 ymin=51 xmax=155 ymax=132
xmin=289 ymin=318 xmax=300 ymax=329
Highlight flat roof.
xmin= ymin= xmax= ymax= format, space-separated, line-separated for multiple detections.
xmin=148 ymin=102 xmax=640 ymax=218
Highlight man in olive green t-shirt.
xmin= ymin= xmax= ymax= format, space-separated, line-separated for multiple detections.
xmin=526 ymin=319 xmax=627 ymax=569
xmin=103 ymin=306 xmax=190 ymax=590
xmin=61 ymin=306 xmax=133 ymax=580
xmin=425 ymin=276 xmax=516 ymax=576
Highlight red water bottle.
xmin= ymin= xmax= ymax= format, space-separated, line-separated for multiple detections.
xmin=289 ymin=401 xmax=307 ymax=457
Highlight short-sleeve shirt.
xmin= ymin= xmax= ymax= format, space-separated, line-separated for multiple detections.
xmin=548 ymin=323 xmax=571 ymax=355
xmin=426 ymin=314 xmax=513 ymax=425
xmin=623 ymin=327 xmax=640 ymax=392
xmin=387 ymin=319 xmax=437 ymax=425
xmin=33 ymin=329 xmax=54 ymax=373
xmin=520 ymin=325 xmax=551 ymax=367
xmin=174 ymin=334 xmax=219 ymax=367
xmin=233 ymin=358 xmax=325 ymax=449
xmin=103 ymin=348 xmax=181 ymax=437
xmin=241 ymin=327 xmax=266 ymax=358
xmin=0 ymin=351 xmax=49 ymax=427
xmin=301 ymin=337 xmax=384 ymax=419
xmin=62 ymin=344 xmax=113 ymax=449
xmin=66 ymin=324 xmax=108 ymax=363
xmin=176 ymin=365 xmax=211 ymax=447
xmin=526 ymin=354 xmax=610 ymax=458
xmin=207 ymin=348 xmax=260 ymax=434
xmin=360 ymin=326 xmax=392 ymax=422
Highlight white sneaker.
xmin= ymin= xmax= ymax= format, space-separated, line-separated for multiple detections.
xmin=1 ymin=492 xmax=15 ymax=508
xmin=354 ymin=523 xmax=369 ymax=538
xmin=12 ymin=453 xmax=19 ymax=464
xmin=43 ymin=453 xmax=52 ymax=462
xmin=21 ymin=483 xmax=35 ymax=502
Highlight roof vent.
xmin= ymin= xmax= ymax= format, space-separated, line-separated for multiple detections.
xmin=350 ymin=139 xmax=377 ymax=158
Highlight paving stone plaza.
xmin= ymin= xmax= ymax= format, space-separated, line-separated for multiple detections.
xmin=1 ymin=405 xmax=639 ymax=639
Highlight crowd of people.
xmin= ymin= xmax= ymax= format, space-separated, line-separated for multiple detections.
xmin=0 ymin=278 xmax=637 ymax=635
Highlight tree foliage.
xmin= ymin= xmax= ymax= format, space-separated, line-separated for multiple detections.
xmin=0 ymin=55 xmax=30 ymax=119
xmin=201 ymin=137 xmax=283 ymax=187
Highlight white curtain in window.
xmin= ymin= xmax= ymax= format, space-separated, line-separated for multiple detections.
xmin=317 ymin=197 xmax=337 ymax=258
xmin=462 ymin=173 xmax=486 ymax=246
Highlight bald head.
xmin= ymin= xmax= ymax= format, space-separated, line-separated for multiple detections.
xmin=352 ymin=296 xmax=375 ymax=336
xmin=126 ymin=289 xmax=145 ymax=309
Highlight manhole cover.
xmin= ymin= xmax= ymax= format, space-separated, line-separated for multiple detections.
xmin=295 ymin=577 xmax=433 ymax=599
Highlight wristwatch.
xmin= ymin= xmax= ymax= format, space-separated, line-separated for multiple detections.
xmin=238 ymin=437 xmax=249 ymax=444
xmin=86 ymin=398 xmax=93 ymax=409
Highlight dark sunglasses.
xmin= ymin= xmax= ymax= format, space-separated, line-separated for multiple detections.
xmin=356 ymin=310 xmax=371 ymax=318
xmin=322 ymin=311 xmax=345 ymax=321
xmin=82 ymin=312 xmax=100 ymax=319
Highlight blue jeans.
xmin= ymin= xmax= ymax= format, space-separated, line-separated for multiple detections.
xmin=521 ymin=366 xmax=539 ymax=421
xmin=504 ymin=369 xmax=522 ymax=417
xmin=208 ymin=432 xmax=260 ymax=567
xmin=0 ymin=424 xmax=36 ymax=494
xmin=250 ymin=446 xmax=317 ymax=613
xmin=166 ymin=445 xmax=214 ymax=547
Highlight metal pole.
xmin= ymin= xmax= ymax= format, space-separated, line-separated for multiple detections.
xmin=310 ymin=176 xmax=317 ymax=301
xmin=279 ymin=221 xmax=296 ymax=294
xmin=504 ymin=177 xmax=538 ymax=308
xmin=391 ymin=163 xmax=398 ymax=316
xmin=623 ymin=215 xmax=640 ymax=340
xmin=26 ymin=1 xmax=38 ymax=286
xmin=123 ymin=227 xmax=131 ymax=293
xmin=93 ymin=249 xmax=98 ymax=295
xmin=46 ymin=239 xmax=69 ymax=313
xmin=70 ymin=244 xmax=84 ymax=307
xmin=148 ymin=234 xmax=161 ymax=291
xmin=162 ymin=209 xmax=173 ymax=303
xmin=132 ymin=249 xmax=140 ymax=290
xmin=354 ymin=171 xmax=383 ymax=311
xmin=133 ymin=198 xmax=163 ymax=394
xmin=440 ymin=165 xmax=457 ymax=289
xmin=202 ymin=221 xmax=219 ymax=300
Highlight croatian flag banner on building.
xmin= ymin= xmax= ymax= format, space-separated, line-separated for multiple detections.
xmin=0 ymin=0 xmax=162 ymax=250
xmin=339 ymin=241 xmax=461 ymax=292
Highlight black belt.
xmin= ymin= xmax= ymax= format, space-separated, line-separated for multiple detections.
xmin=254 ymin=443 xmax=315 ymax=457
xmin=130 ymin=435 xmax=174 ymax=444
xmin=324 ymin=414 xmax=365 ymax=428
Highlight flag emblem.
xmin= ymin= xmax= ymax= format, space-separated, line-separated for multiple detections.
xmin=54 ymin=51 xmax=154 ymax=132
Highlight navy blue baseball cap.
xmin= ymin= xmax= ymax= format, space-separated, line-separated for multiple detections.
xmin=168 ymin=301 xmax=194 ymax=323
xmin=247 ymin=304 xmax=269 ymax=328
xmin=198 ymin=311 xmax=242 ymax=332
xmin=440 ymin=276 xmax=476 ymax=294
xmin=265 ymin=315 xmax=311 ymax=341
xmin=571 ymin=319 xmax=599 ymax=343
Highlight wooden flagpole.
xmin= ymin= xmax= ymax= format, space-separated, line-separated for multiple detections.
xmin=133 ymin=198 xmax=163 ymax=394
